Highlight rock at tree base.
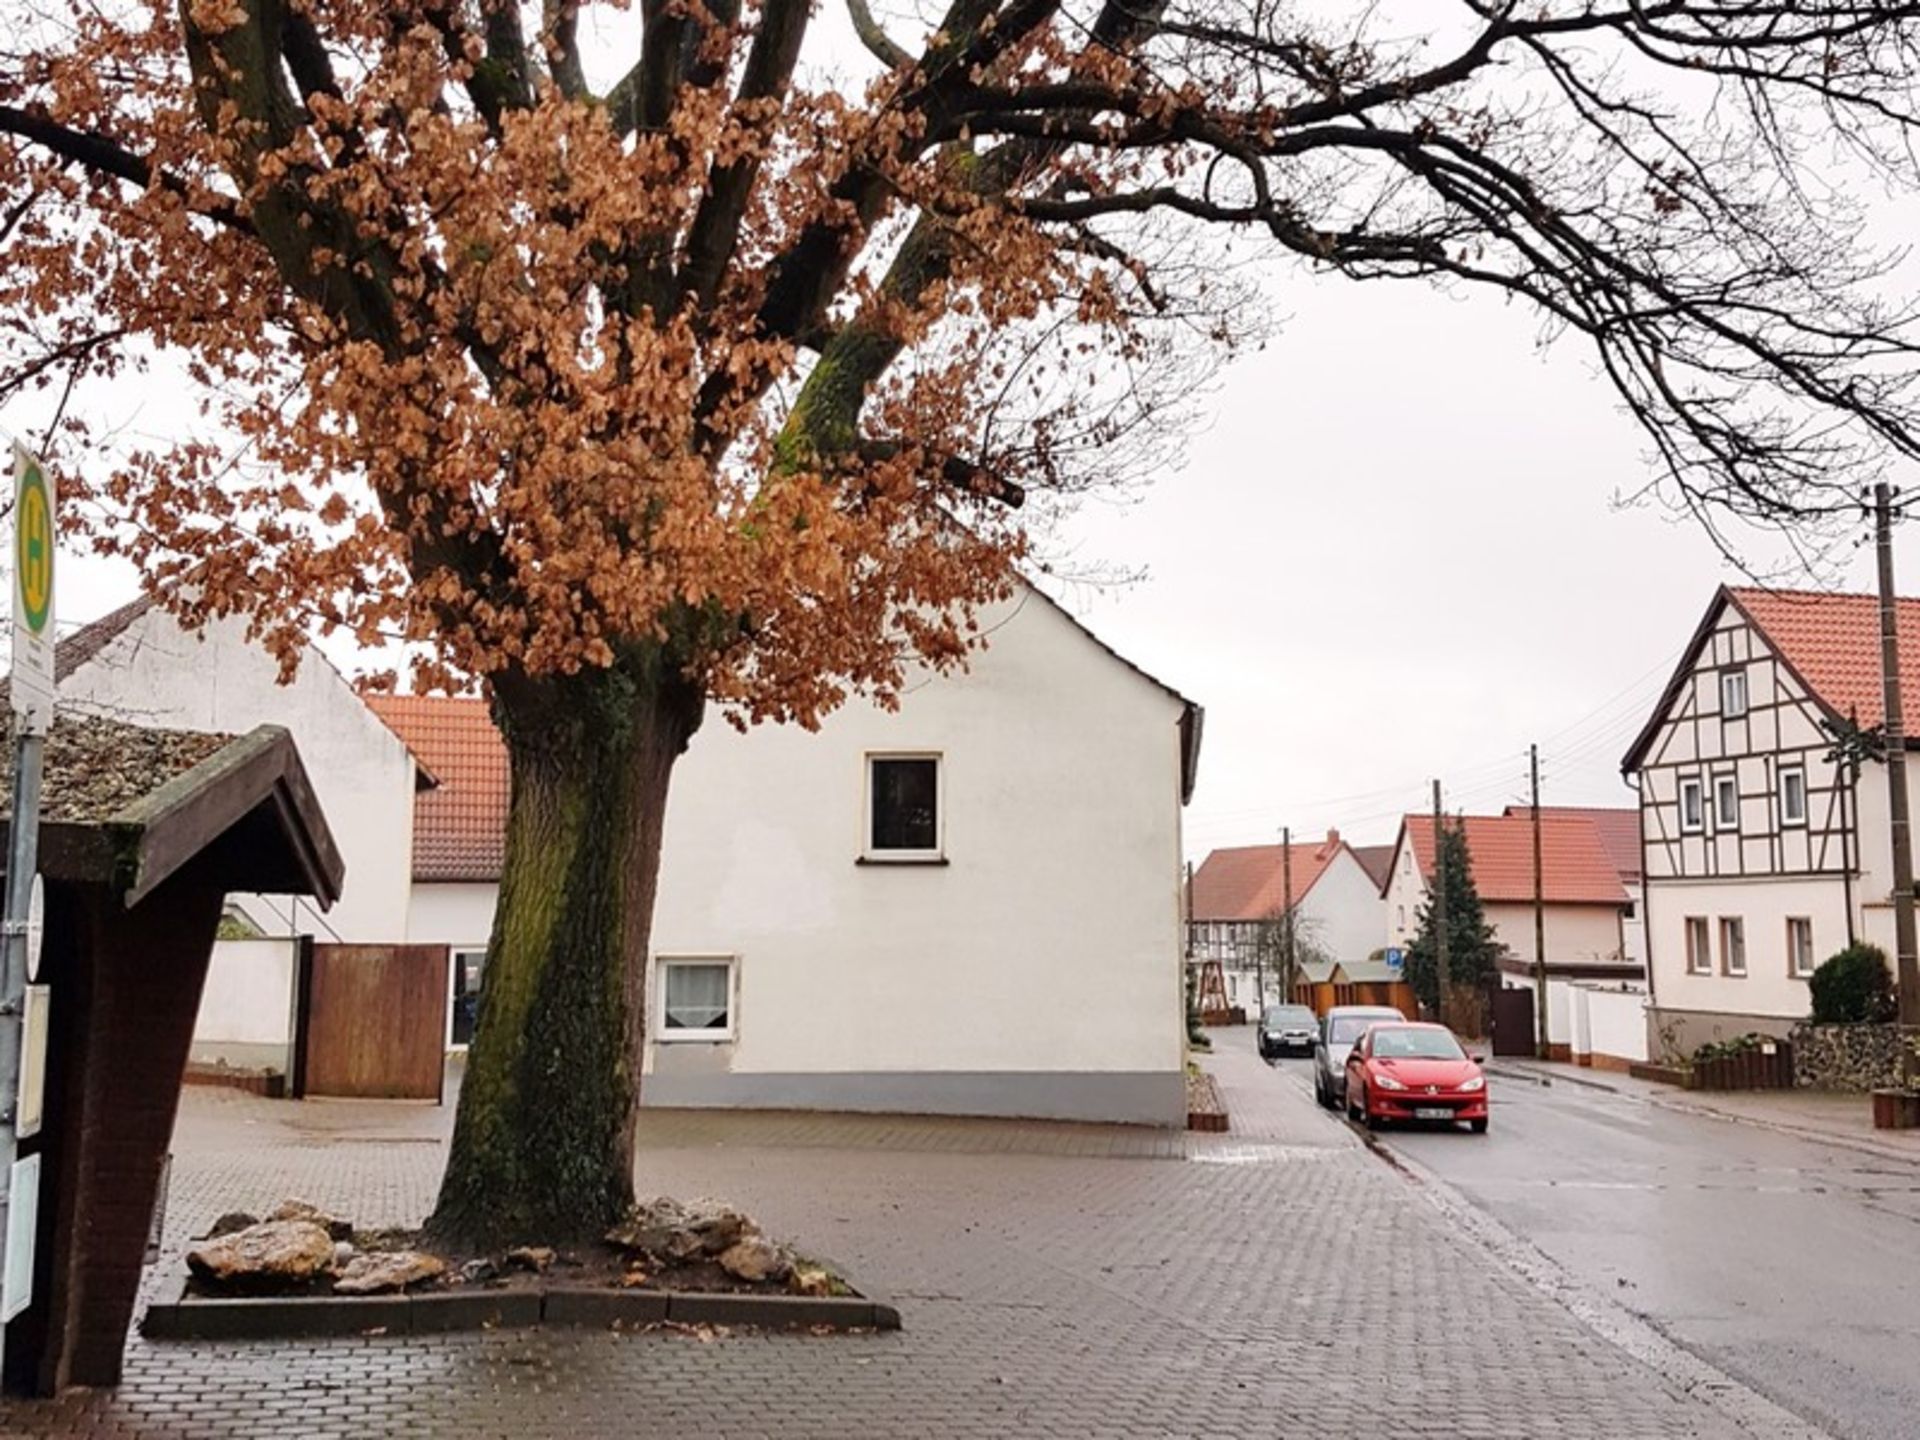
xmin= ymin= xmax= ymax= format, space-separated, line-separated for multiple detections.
xmin=717 ymin=1235 xmax=790 ymax=1284
xmin=333 ymin=1250 xmax=448 ymax=1295
xmin=789 ymin=1264 xmax=834 ymax=1297
xmin=268 ymin=1199 xmax=354 ymax=1242
xmin=199 ymin=1212 xmax=258 ymax=1241
xmin=506 ymin=1245 xmax=556 ymax=1273
xmin=187 ymin=1221 xmax=335 ymax=1288
xmin=607 ymin=1197 xmax=757 ymax=1262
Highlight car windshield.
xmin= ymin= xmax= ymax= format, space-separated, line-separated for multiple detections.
xmin=1264 ymin=1007 xmax=1314 ymax=1027
xmin=1370 ymin=1028 xmax=1466 ymax=1060
xmin=1328 ymin=1013 xmax=1399 ymax=1044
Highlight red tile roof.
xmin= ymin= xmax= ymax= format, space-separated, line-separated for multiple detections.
xmin=1350 ymin=843 xmax=1396 ymax=891
xmin=1501 ymin=805 xmax=1641 ymax=884
xmin=363 ymin=695 xmax=507 ymax=882
xmin=1398 ymin=813 xmax=1627 ymax=906
xmin=1191 ymin=832 xmax=1350 ymax=920
xmin=1728 ymin=587 xmax=1920 ymax=729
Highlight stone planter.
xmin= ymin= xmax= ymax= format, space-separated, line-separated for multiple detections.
xmin=1870 ymin=1089 xmax=1920 ymax=1130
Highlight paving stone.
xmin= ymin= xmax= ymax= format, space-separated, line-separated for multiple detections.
xmin=0 ymin=1037 xmax=1765 ymax=1438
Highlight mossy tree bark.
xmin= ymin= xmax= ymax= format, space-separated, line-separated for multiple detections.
xmin=427 ymin=660 xmax=704 ymax=1247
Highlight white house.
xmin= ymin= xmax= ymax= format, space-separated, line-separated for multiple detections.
xmin=36 ymin=598 xmax=426 ymax=945
xmin=1621 ymin=585 xmax=1920 ymax=1054
xmin=1186 ymin=831 xmax=1388 ymax=1012
xmin=1503 ymin=805 xmax=1645 ymax=968
xmin=371 ymin=581 xmax=1202 ymax=1126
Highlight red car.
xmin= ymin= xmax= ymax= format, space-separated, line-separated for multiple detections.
xmin=1343 ymin=1022 xmax=1489 ymax=1132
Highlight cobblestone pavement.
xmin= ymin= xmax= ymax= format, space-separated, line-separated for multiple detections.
xmin=1 ymin=1036 xmax=1791 ymax=1438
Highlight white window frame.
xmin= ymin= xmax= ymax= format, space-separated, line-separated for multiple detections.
xmin=1779 ymin=766 xmax=1807 ymax=827
xmin=862 ymin=751 xmax=945 ymax=862
xmin=1679 ymin=778 xmax=1704 ymax=834
xmin=446 ymin=946 xmax=488 ymax=1050
xmin=655 ymin=955 xmax=739 ymax=1043
xmin=1718 ymin=917 xmax=1747 ymax=977
xmin=1787 ymin=917 xmax=1816 ymax=979
xmin=1721 ymin=669 xmax=1749 ymax=719
xmin=1713 ymin=774 xmax=1739 ymax=833
xmin=1685 ymin=916 xmax=1711 ymax=975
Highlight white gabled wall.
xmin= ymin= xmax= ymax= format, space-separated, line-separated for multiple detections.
xmin=1298 ymin=848 xmax=1387 ymax=964
xmin=56 ymin=609 xmax=418 ymax=943
xmin=645 ymin=587 xmax=1188 ymax=1084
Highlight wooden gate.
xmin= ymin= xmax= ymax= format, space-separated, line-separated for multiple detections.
xmin=1489 ymin=985 xmax=1537 ymax=1058
xmin=295 ymin=944 xmax=449 ymax=1100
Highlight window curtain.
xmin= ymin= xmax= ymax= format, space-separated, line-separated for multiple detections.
xmin=664 ymin=964 xmax=730 ymax=1029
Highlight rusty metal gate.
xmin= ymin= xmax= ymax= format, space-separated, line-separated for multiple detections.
xmin=1489 ymin=985 xmax=1537 ymax=1058
xmin=294 ymin=944 xmax=449 ymax=1100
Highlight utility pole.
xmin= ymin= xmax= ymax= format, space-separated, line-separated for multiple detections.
xmin=1873 ymin=483 xmax=1920 ymax=1048
xmin=1281 ymin=825 xmax=1295 ymax=1007
xmin=1432 ymin=779 xmax=1451 ymax=1026
xmin=1531 ymin=744 xmax=1550 ymax=1060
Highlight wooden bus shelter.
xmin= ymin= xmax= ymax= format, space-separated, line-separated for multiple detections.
xmin=1 ymin=714 xmax=341 ymax=1396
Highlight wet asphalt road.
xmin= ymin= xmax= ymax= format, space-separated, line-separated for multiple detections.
xmin=1274 ymin=1059 xmax=1920 ymax=1440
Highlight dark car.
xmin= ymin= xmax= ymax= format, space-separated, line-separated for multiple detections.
xmin=1258 ymin=1004 xmax=1318 ymax=1060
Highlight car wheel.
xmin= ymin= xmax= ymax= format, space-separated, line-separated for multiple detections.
xmin=1345 ymin=1089 xmax=1361 ymax=1123
xmin=1469 ymin=1118 xmax=1488 ymax=1135
xmin=1315 ymin=1075 xmax=1329 ymax=1108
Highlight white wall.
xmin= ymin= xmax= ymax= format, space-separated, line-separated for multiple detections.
xmin=1383 ymin=840 xmax=1422 ymax=949
xmin=641 ymin=587 xmax=1189 ymax=1108
xmin=190 ymin=937 xmax=299 ymax=1072
xmin=1300 ymin=849 xmax=1388 ymax=964
xmin=1484 ymin=902 xmax=1624 ymax=965
xmin=407 ymin=882 xmax=497 ymax=949
xmin=1575 ymin=985 xmax=1649 ymax=1065
xmin=1645 ymin=874 xmax=1848 ymax=1022
xmin=60 ymin=609 xmax=417 ymax=943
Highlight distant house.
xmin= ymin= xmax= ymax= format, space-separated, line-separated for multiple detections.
xmin=1621 ymin=585 xmax=1920 ymax=1053
xmin=1503 ymin=805 xmax=1645 ymax=966
xmin=28 ymin=598 xmax=427 ymax=944
xmin=1187 ymin=831 xmax=1388 ymax=1012
xmin=373 ymin=580 xmax=1203 ymax=1126
xmin=1381 ymin=812 xmax=1632 ymax=966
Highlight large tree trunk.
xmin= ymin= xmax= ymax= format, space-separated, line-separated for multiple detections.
xmin=427 ymin=664 xmax=704 ymax=1246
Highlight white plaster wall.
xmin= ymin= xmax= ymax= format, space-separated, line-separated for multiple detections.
xmin=407 ymin=882 xmax=499 ymax=949
xmin=59 ymin=610 xmax=417 ymax=942
xmin=1578 ymin=985 xmax=1650 ymax=1064
xmin=1645 ymin=875 xmax=1849 ymax=1021
xmin=1484 ymin=902 xmax=1625 ymax=965
xmin=1300 ymin=850 xmax=1388 ymax=964
xmin=643 ymin=588 xmax=1188 ymax=1081
xmin=189 ymin=937 xmax=299 ymax=1070
xmin=1382 ymin=841 xmax=1423 ymax=949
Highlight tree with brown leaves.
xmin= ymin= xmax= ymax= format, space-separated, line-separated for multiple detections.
xmin=7 ymin=0 xmax=1920 ymax=1242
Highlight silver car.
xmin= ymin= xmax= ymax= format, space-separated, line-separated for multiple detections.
xmin=1313 ymin=1005 xmax=1406 ymax=1109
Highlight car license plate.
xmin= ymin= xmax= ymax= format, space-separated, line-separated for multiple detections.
xmin=1413 ymin=1107 xmax=1454 ymax=1121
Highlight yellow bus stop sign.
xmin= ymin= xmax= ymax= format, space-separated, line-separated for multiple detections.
xmin=11 ymin=444 xmax=56 ymax=731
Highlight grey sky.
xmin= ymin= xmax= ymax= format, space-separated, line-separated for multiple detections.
xmin=8 ymin=7 xmax=1920 ymax=867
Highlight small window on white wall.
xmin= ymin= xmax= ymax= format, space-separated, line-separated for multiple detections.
xmin=1714 ymin=775 xmax=1739 ymax=832
xmin=1718 ymin=917 xmax=1747 ymax=976
xmin=1787 ymin=918 xmax=1815 ymax=979
xmin=865 ymin=754 xmax=943 ymax=859
xmin=1680 ymin=779 xmax=1704 ymax=833
xmin=1721 ymin=670 xmax=1749 ymax=718
xmin=1685 ymin=916 xmax=1711 ymax=974
xmin=1779 ymin=767 xmax=1807 ymax=827
xmin=658 ymin=957 xmax=736 ymax=1041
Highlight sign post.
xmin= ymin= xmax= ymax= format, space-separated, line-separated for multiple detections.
xmin=1 ymin=441 xmax=55 ymax=1343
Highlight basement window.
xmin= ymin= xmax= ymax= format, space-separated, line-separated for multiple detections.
xmin=657 ymin=957 xmax=736 ymax=1042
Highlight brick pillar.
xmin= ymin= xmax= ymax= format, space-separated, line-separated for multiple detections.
xmin=5 ymin=869 xmax=220 ymax=1394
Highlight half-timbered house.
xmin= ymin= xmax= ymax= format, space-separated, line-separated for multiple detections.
xmin=1621 ymin=585 xmax=1919 ymax=1054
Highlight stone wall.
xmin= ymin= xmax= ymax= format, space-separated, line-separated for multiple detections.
xmin=1790 ymin=1023 xmax=1920 ymax=1092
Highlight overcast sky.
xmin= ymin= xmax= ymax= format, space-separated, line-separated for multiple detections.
xmin=10 ymin=12 xmax=1920 ymax=867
